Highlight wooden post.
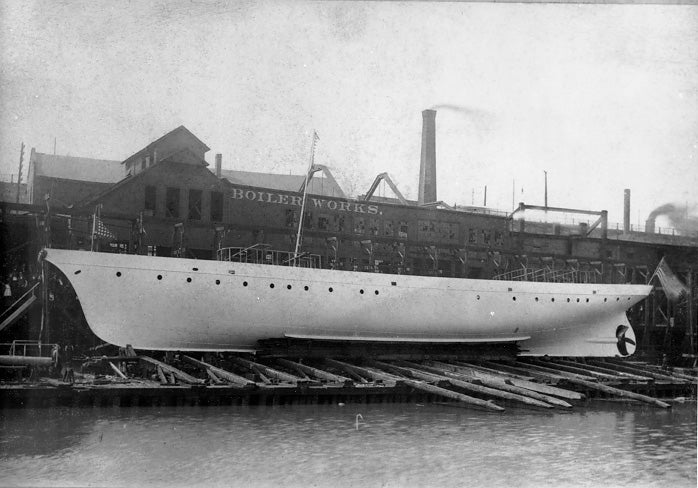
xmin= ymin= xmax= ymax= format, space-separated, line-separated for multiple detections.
xmin=276 ymin=358 xmax=350 ymax=383
xmin=372 ymin=360 xmax=554 ymax=409
xmin=139 ymin=355 xmax=205 ymax=384
xmin=181 ymin=355 xmax=255 ymax=387
xmin=326 ymin=359 xmax=504 ymax=412
xmin=229 ymin=356 xmax=300 ymax=383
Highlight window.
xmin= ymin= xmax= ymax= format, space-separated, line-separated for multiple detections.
xmin=286 ymin=209 xmax=298 ymax=228
xmin=468 ymin=229 xmax=477 ymax=244
xmin=303 ymin=211 xmax=314 ymax=229
xmin=398 ymin=221 xmax=408 ymax=239
xmin=369 ymin=218 xmax=380 ymax=236
xmin=140 ymin=159 xmax=146 ymax=171
xmin=333 ymin=215 xmax=345 ymax=233
xmin=384 ymin=220 xmax=394 ymax=237
xmin=188 ymin=189 xmax=202 ymax=220
xmin=144 ymin=185 xmax=157 ymax=213
xmin=318 ymin=214 xmax=330 ymax=231
xmin=482 ymin=230 xmax=491 ymax=245
xmin=354 ymin=217 xmax=365 ymax=234
xmin=210 ymin=191 xmax=223 ymax=222
xmin=166 ymin=187 xmax=180 ymax=218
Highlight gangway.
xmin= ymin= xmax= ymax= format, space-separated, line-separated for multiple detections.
xmin=0 ymin=282 xmax=39 ymax=333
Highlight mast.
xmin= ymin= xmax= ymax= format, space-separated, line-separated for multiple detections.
xmin=293 ymin=131 xmax=319 ymax=264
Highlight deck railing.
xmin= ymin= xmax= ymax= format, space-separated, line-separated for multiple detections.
xmin=217 ymin=244 xmax=322 ymax=269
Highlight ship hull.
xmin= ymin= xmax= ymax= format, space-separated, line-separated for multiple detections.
xmin=45 ymin=249 xmax=652 ymax=357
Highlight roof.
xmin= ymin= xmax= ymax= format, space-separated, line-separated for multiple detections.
xmin=31 ymin=152 xmax=122 ymax=183
xmin=122 ymin=125 xmax=210 ymax=166
xmin=220 ymin=169 xmax=345 ymax=198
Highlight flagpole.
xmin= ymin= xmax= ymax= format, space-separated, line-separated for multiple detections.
xmin=293 ymin=131 xmax=319 ymax=264
xmin=90 ymin=205 xmax=97 ymax=252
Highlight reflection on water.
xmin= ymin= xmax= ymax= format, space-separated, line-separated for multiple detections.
xmin=0 ymin=402 xmax=695 ymax=488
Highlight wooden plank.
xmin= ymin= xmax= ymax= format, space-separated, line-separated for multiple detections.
xmin=321 ymin=359 xmax=369 ymax=383
xmin=181 ymin=355 xmax=255 ymax=387
xmin=410 ymin=361 xmax=572 ymax=408
xmin=206 ymin=368 xmax=223 ymax=384
xmin=532 ymin=359 xmax=625 ymax=381
xmin=276 ymin=358 xmax=350 ymax=383
xmin=617 ymin=361 xmax=696 ymax=382
xmin=554 ymin=375 xmax=671 ymax=409
xmin=229 ymin=356 xmax=300 ymax=383
xmin=558 ymin=359 xmax=652 ymax=382
xmin=326 ymin=359 xmax=504 ymax=412
xmin=481 ymin=360 xmax=567 ymax=382
xmin=139 ymin=355 xmax=205 ymax=385
xmin=108 ymin=361 xmax=127 ymax=380
xmin=437 ymin=361 xmax=584 ymax=400
xmin=597 ymin=360 xmax=690 ymax=383
xmin=514 ymin=360 xmax=599 ymax=381
xmin=372 ymin=360 xmax=554 ymax=409
xmin=156 ymin=366 xmax=168 ymax=385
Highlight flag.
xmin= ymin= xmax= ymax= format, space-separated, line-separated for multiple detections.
xmin=93 ymin=216 xmax=116 ymax=240
xmin=651 ymin=257 xmax=688 ymax=301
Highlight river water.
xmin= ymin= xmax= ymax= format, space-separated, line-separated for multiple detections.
xmin=0 ymin=401 xmax=695 ymax=488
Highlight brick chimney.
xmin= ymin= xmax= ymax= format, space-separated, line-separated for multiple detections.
xmin=418 ymin=109 xmax=437 ymax=204
xmin=215 ymin=153 xmax=222 ymax=178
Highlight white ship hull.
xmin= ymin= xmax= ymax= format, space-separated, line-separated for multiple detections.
xmin=45 ymin=249 xmax=652 ymax=357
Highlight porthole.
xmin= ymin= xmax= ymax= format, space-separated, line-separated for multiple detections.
xmin=627 ymin=297 xmax=631 ymax=301
xmin=270 ymin=283 xmax=275 ymax=289
xmin=551 ymin=298 xmax=555 ymax=302
xmin=329 ymin=287 xmax=334 ymax=292
xmin=243 ymin=281 xmax=248 ymax=287
xmin=566 ymin=298 xmax=570 ymax=303
xmin=74 ymin=270 xmax=81 ymax=275
xmin=304 ymin=285 xmax=309 ymax=291
xmin=512 ymin=297 xmax=516 ymax=301
xmin=616 ymin=297 xmax=620 ymax=301
xmin=216 ymin=280 xmax=220 ymax=285
xmin=576 ymin=298 xmax=580 ymax=303
xmin=157 ymin=275 xmax=162 ymax=280
xmin=604 ymin=298 xmax=607 ymax=302
xmin=586 ymin=298 xmax=589 ymax=303
xmin=535 ymin=297 xmax=539 ymax=302
xmin=192 ymin=267 xmax=199 ymax=271
xmin=476 ymin=295 xmax=480 ymax=300
xmin=360 ymin=289 xmax=364 ymax=294
xmin=287 ymin=284 xmax=292 ymax=290
xmin=187 ymin=277 xmax=192 ymax=283
xmin=116 ymin=271 xmax=122 ymax=277
xmin=374 ymin=290 xmax=379 ymax=295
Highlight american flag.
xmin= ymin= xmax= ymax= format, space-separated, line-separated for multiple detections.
xmin=93 ymin=216 xmax=116 ymax=240
xmin=651 ymin=257 xmax=688 ymax=301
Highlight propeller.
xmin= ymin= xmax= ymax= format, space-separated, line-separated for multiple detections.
xmin=616 ymin=325 xmax=636 ymax=356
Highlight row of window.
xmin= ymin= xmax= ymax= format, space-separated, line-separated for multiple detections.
xmin=286 ymin=209 xmax=504 ymax=245
xmin=145 ymin=186 xmax=223 ymax=221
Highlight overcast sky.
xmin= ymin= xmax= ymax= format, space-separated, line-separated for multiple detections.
xmin=1 ymin=1 xmax=696 ymax=228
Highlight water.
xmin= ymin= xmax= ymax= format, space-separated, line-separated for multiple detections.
xmin=0 ymin=402 xmax=695 ymax=488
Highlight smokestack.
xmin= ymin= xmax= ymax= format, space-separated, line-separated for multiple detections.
xmin=623 ymin=189 xmax=630 ymax=233
xmin=215 ymin=153 xmax=222 ymax=178
xmin=418 ymin=109 xmax=437 ymax=204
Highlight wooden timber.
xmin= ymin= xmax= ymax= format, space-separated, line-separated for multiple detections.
xmin=513 ymin=360 xmax=599 ymax=381
xmin=325 ymin=359 xmax=504 ymax=412
xmin=229 ymin=357 xmax=300 ymax=383
xmin=620 ymin=361 xmax=697 ymax=382
xmin=442 ymin=361 xmax=584 ymax=401
xmin=591 ymin=360 xmax=691 ymax=383
xmin=527 ymin=359 xmax=624 ymax=381
xmin=371 ymin=360 xmax=554 ymax=409
xmin=156 ymin=366 xmax=168 ymax=385
xmin=275 ymin=359 xmax=350 ymax=383
xmin=552 ymin=359 xmax=652 ymax=382
xmin=510 ymin=361 xmax=671 ymax=408
xmin=139 ymin=356 xmax=205 ymax=385
xmin=409 ymin=361 xmax=573 ymax=408
xmin=108 ymin=362 xmax=128 ymax=380
xmin=481 ymin=360 xmax=568 ymax=382
xmin=182 ymin=355 xmax=255 ymax=387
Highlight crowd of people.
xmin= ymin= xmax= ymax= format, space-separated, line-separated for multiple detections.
xmin=1 ymin=266 xmax=38 ymax=311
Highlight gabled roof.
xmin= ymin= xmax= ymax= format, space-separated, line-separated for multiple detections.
xmin=220 ymin=169 xmax=345 ymax=198
xmin=31 ymin=152 xmax=122 ymax=183
xmin=122 ymin=125 xmax=210 ymax=166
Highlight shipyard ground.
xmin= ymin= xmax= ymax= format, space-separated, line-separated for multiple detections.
xmin=1 ymin=356 xmax=695 ymax=411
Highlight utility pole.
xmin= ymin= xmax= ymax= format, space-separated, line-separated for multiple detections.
xmin=483 ymin=185 xmax=487 ymax=207
xmin=544 ymin=170 xmax=548 ymax=208
xmin=16 ymin=142 xmax=24 ymax=204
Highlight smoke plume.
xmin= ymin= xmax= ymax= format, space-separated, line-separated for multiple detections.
xmin=647 ymin=203 xmax=698 ymax=235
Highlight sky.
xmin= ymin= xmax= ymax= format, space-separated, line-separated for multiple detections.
xmin=1 ymin=0 xmax=697 ymax=229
